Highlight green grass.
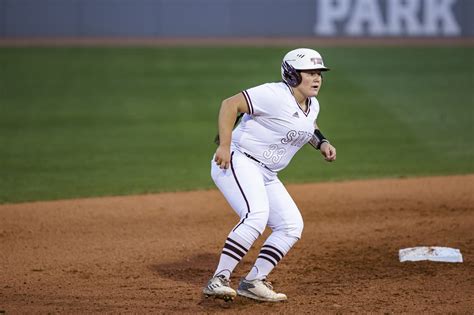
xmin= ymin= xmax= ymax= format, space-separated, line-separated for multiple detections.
xmin=0 ymin=46 xmax=473 ymax=203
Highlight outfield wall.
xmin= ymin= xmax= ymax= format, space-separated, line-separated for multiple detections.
xmin=0 ymin=0 xmax=473 ymax=38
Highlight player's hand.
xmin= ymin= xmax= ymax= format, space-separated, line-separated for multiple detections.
xmin=320 ymin=142 xmax=336 ymax=162
xmin=214 ymin=145 xmax=231 ymax=169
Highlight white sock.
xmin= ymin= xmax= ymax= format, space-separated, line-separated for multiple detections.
xmin=214 ymin=224 xmax=259 ymax=279
xmin=246 ymin=231 xmax=298 ymax=281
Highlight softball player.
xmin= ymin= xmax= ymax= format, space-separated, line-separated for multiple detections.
xmin=203 ymin=48 xmax=336 ymax=302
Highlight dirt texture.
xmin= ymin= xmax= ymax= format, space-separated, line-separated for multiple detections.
xmin=1 ymin=174 xmax=473 ymax=313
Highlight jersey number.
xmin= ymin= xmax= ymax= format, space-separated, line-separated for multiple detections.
xmin=263 ymin=144 xmax=286 ymax=164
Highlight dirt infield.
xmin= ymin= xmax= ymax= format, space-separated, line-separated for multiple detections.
xmin=1 ymin=174 xmax=473 ymax=313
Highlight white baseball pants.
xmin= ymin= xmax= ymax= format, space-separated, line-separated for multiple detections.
xmin=211 ymin=150 xmax=304 ymax=240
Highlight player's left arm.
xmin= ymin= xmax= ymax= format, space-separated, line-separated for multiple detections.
xmin=310 ymin=122 xmax=336 ymax=162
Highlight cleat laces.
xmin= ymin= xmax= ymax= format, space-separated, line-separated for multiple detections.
xmin=262 ymin=279 xmax=274 ymax=291
xmin=212 ymin=276 xmax=230 ymax=287
xmin=217 ymin=276 xmax=231 ymax=287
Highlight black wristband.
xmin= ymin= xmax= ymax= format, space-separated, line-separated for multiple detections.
xmin=316 ymin=139 xmax=329 ymax=150
xmin=314 ymin=129 xmax=326 ymax=141
xmin=314 ymin=129 xmax=329 ymax=150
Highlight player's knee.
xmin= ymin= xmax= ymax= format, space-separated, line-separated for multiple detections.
xmin=270 ymin=227 xmax=301 ymax=249
xmin=246 ymin=209 xmax=270 ymax=235
xmin=246 ymin=221 xmax=267 ymax=235
xmin=253 ymin=215 xmax=270 ymax=235
xmin=287 ymin=220 xmax=304 ymax=239
xmin=282 ymin=216 xmax=304 ymax=239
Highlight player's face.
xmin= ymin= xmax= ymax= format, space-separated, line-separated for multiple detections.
xmin=298 ymin=70 xmax=323 ymax=97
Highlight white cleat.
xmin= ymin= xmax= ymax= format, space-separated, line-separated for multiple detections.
xmin=203 ymin=276 xmax=236 ymax=302
xmin=237 ymin=278 xmax=287 ymax=302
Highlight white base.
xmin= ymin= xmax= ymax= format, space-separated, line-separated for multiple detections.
xmin=399 ymin=246 xmax=463 ymax=263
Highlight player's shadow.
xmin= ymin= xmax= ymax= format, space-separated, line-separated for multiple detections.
xmin=150 ymin=253 xmax=259 ymax=309
xmin=149 ymin=252 xmax=254 ymax=287
xmin=149 ymin=252 xmax=218 ymax=286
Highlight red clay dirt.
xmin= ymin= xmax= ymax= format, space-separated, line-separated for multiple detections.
xmin=1 ymin=174 xmax=473 ymax=313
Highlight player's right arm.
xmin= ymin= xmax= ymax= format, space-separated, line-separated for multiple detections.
xmin=214 ymin=93 xmax=250 ymax=169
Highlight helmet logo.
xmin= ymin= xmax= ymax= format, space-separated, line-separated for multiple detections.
xmin=296 ymin=54 xmax=305 ymax=58
xmin=311 ymin=57 xmax=323 ymax=65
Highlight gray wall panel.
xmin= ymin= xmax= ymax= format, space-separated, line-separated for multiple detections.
xmin=456 ymin=0 xmax=474 ymax=36
xmin=0 ymin=0 xmax=5 ymax=37
xmin=158 ymin=0 xmax=231 ymax=36
xmin=81 ymin=0 xmax=160 ymax=36
xmin=230 ymin=0 xmax=315 ymax=36
xmin=4 ymin=0 xmax=79 ymax=36
xmin=0 ymin=0 xmax=472 ymax=38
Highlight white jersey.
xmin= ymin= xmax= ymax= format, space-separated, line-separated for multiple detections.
xmin=231 ymin=82 xmax=320 ymax=172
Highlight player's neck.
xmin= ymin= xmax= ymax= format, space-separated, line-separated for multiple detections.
xmin=290 ymin=87 xmax=308 ymax=110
